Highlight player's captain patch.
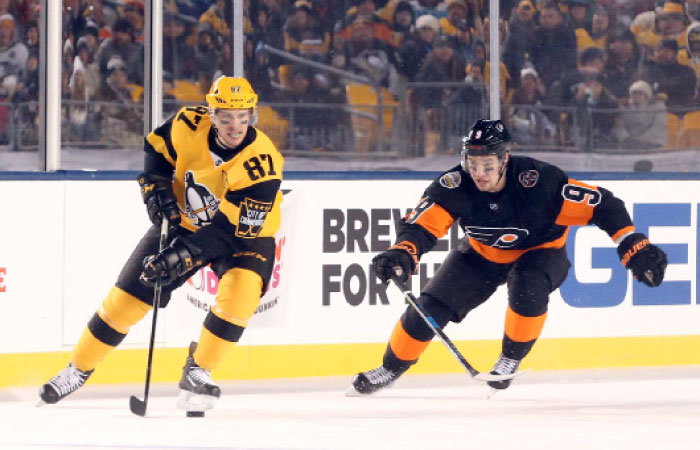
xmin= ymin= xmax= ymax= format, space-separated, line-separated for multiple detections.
xmin=439 ymin=171 xmax=462 ymax=189
xmin=236 ymin=197 xmax=272 ymax=238
xmin=518 ymin=170 xmax=539 ymax=188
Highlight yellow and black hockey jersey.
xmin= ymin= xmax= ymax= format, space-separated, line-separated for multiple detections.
xmin=397 ymin=156 xmax=634 ymax=264
xmin=143 ymin=105 xmax=284 ymax=259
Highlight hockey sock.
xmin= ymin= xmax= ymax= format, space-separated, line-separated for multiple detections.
xmin=385 ymin=320 xmax=429 ymax=369
xmin=72 ymin=287 xmax=151 ymax=371
xmin=502 ymin=306 xmax=547 ymax=360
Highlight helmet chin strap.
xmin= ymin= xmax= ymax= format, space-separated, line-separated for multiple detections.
xmin=496 ymin=153 xmax=508 ymax=186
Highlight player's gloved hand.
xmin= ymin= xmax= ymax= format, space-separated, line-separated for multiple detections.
xmin=617 ymin=232 xmax=667 ymax=287
xmin=138 ymin=173 xmax=181 ymax=228
xmin=141 ymin=237 xmax=205 ymax=286
xmin=371 ymin=241 xmax=418 ymax=284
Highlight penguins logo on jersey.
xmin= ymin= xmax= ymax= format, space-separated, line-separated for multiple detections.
xmin=463 ymin=226 xmax=529 ymax=248
xmin=184 ymin=171 xmax=220 ymax=227
xmin=237 ymin=197 xmax=272 ymax=238
xmin=439 ymin=171 xmax=462 ymax=189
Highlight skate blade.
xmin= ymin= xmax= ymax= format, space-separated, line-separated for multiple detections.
xmin=36 ymin=399 xmax=47 ymax=407
xmin=473 ymin=367 xmax=532 ymax=382
xmin=345 ymin=386 xmax=368 ymax=397
xmin=177 ymin=389 xmax=216 ymax=411
xmin=487 ymin=388 xmax=500 ymax=399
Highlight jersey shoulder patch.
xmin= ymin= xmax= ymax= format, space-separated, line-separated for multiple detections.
xmin=439 ymin=171 xmax=462 ymax=189
xmin=518 ymin=169 xmax=539 ymax=188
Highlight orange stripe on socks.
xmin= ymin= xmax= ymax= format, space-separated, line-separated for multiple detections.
xmin=504 ymin=306 xmax=547 ymax=343
xmin=388 ymin=320 xmax=430 ymax=361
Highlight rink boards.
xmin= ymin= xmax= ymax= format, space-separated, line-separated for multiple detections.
xmin=0 ymin=171 xmax=699 ymax=387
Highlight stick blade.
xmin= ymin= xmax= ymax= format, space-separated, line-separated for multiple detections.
xmin=473 ymin=368 xmax=531 ymax=382
xmin=129 ymin=395 xmax=147 ymax=417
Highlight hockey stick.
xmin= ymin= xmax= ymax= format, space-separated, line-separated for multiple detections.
xmin=130 ymin=217 xmax=169 ymax=417
xmin=390 ymin=273 xmax=526 ymax=383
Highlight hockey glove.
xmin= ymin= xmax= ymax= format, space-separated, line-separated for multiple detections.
xmin=138 ymin=173 xmax=181 ymax=228
xmin=141 ymin=237 xmax=205 ymax=286
xmin=371 ymin=241 xmax=419 ymax=283
xmin=617 ymin=232 xmax=667 ymax=287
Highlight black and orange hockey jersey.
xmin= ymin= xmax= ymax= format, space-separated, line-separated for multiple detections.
xmin=143 ymin=106 xmax=284 ymax=259
xmin=397 ymin=156 xmax=633 ymax=264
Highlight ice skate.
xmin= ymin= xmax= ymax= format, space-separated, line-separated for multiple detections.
xmin=487 ymin=354 xmax=521 ymax=397
xmin=38 ymin=362 xmax=93 ymax=405
xmin=346 ymin=365 xmax=408 ymax=396
xmin=176 ymin=342 xmax=221 ymax=412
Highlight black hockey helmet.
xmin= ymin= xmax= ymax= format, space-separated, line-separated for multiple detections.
xmin=461 ymin=119 xmax=511 ymax=160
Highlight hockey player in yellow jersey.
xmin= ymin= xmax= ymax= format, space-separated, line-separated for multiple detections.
xmin=39 ymin=76 xmax=284 ymax=411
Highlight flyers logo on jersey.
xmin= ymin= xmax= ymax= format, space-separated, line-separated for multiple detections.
xmin=439 ymin=171 xmax=462 ymax=189
xmin=237 ymin=197 xmax=272 ymax=238
xmin=463 ymin=226 xmax=530 ymax=248
xmin=518 ymin=170 xmax=539 ymax=188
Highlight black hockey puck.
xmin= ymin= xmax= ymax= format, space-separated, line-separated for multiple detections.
xmin=186 ymin=411 xmax=205 ymax=418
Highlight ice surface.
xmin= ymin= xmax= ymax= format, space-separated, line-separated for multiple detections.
xmin=2 ymin=367 xmax=699 ymax=450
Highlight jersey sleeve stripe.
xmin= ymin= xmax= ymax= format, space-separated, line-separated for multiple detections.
xmin=412 ymin=202 xmax=454 ymax=239
xmin=555 ymin=179 xmax=599 ymax=226
xmin=504 ymin=306 xmax=547 ymax=343
xmin=388 ymin=319 xmax=430 ymax=361
xmin=146 ymin=131 xmax=176 ymax=167
xmin=468 ymin=228 xmax=569 ymax=264
xmin=611 ymin=225 xmax=635 ymax=243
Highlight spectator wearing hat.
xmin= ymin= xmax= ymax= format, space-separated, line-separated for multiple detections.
xmin=575 ymin=5 xmax=612 ymax=53
xmin=530 ymin=2 xmax=577 ymax=90
xmin=74 ymin=36 xmax=101 ymax=98
xmin=96 ymin=17 xmax=144 ymax=85
xmin=504 ymin=0 xmax=537 ymax=88
xmin=389 ymin=1 xmax=415 ymax=46
xmin=678 ymin=21 xmax=700 ymax=82
xmin=602 ymin=28 xmax=642 ymax=100
xmin=24 ymin=19 xmax=38 ymax=54
xmin=633 ymin=1 xmax=688 ymax=54
xmin=0 ymin=14 xmax=28 ymax=81
xmin=395 ymin=13 xmax=439 ymax=80
xmin=95 ymin=55 xmax=142 ymax=145
xmin=334 ymin=0 xmax=394 ymax=49
xmin=332 ymin=14 xmax=398 ymax=88
xmin=284 ymin=0 xmax=331 ymax=56
xmin=507 ymin=66 xmax=557 ymax=145
xmin=123 ymin=0 xmax=145 ymax=43
xmin=614 ymin=79 xmax=667 ymax=149
xmin=413 ymin=34 xmax=466 ymax=109
xmin=440 ymin=0 xmax=481 ymax=38
xmin=566 ymin=0 xmax=592 ymax=31
xmin=641 ymin=38 xmax=697 ymax=110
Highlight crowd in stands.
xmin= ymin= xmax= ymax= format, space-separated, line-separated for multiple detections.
xmin=4 ymin=0 xmax=700 ymax=153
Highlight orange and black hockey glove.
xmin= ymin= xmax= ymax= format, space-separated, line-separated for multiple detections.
xmin=138 ymin=173 xmax=181 ymax=228
xmin=371 ymin=241 xmax=419 ymax=283
xmin=617 ymin=233 xmax=667 ymax=287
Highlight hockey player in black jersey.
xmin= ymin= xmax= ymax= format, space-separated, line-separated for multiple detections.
xmin=348 ymin=119 xmax=668 ymax=395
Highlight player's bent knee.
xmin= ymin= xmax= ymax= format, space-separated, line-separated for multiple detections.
xmin=99 ymin=286 xmax=152 ymax=334
xmin=213 ymin=268 xmax=263 ymax=327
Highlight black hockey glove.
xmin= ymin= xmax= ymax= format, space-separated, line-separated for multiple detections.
xmin=138 ymin=173 xmax=181 ymax=228
xmin=371 ymin=241 xmax=418 ymax=284
xmin=617 ymin=232 xmax=667 ymax=287
xmin=141 ymin=237 xmax=205 ymax=286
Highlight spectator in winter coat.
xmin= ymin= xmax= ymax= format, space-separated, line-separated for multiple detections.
xmin=396 ymin=13 xmax=438 ymax=80
xmin=641 ymin=39 xmax=697 ymax=111
xmin=603 ymin=28 xmax=642 ymax=101
xmin=530 ymin=2 xmax=577 ymax=90
xmin=503 ymin=0 xmax=537 ymax=88
xmin=614 ymin=80 xmax=667 ymax=149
